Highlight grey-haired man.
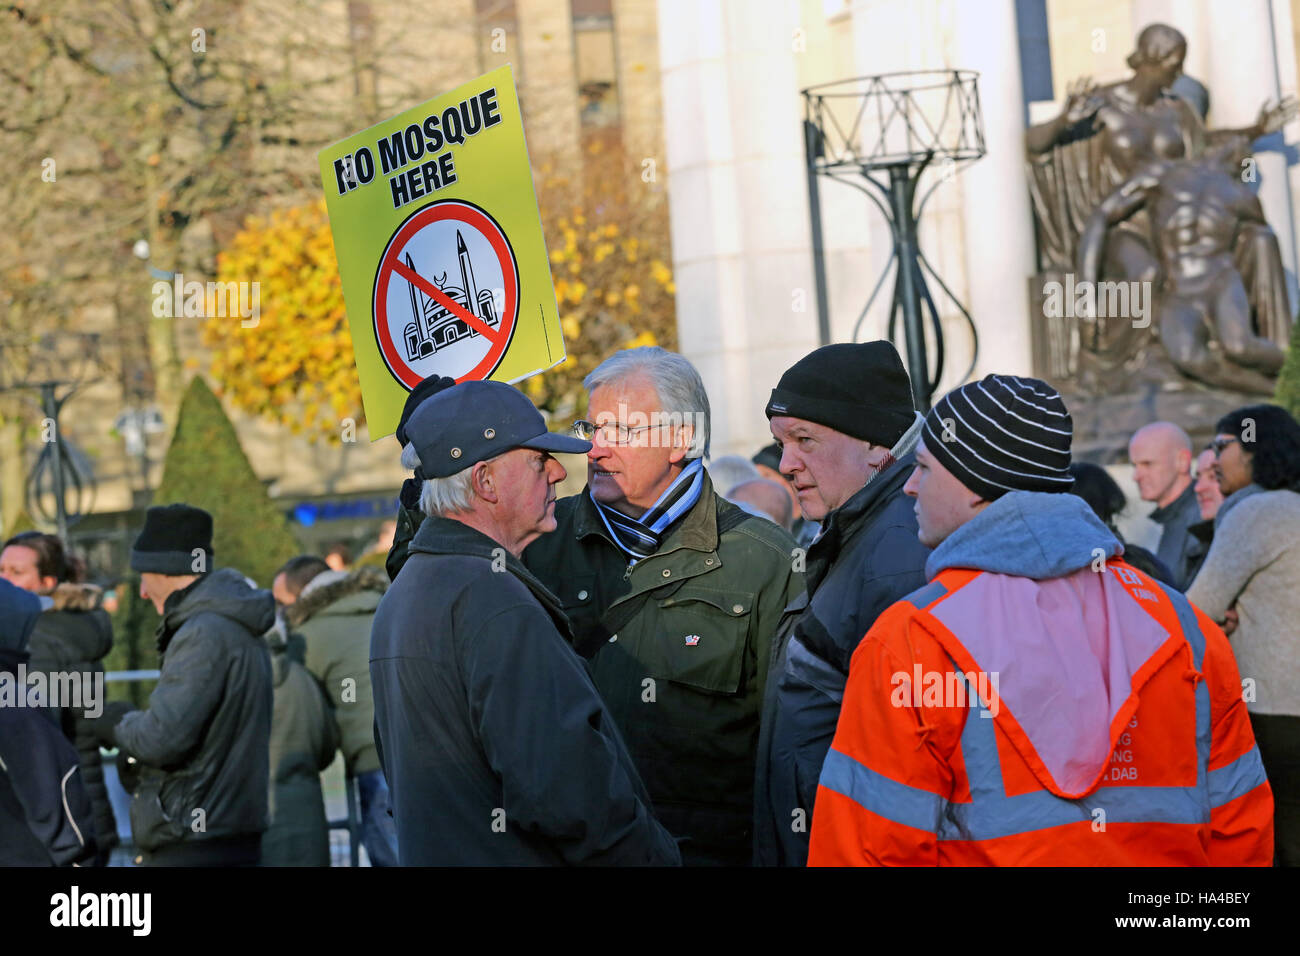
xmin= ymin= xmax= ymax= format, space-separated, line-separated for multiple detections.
xmin=370 ymin=380 xmax=679 ymax=865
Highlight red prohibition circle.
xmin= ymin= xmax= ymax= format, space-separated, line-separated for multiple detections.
xmin=372 ymin=199 xmax=520 ymax=389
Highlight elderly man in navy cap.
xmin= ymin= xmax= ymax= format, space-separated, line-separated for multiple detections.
xmin=369 ymin=380 xmax=680 ymax=866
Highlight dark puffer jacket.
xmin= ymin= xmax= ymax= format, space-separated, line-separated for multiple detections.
xmin=112 ymin=569 xmax=274 ymax=853
xmin=753 ymin=454 xmax=931 ymax=866
xmin=27 ymin=583 xmax=119 ymax=855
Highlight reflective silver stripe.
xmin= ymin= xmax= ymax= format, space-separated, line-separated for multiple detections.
xmin=1208 ymin=745 xmax=1268 ymax=809
xmin=819 ymin=747 xmax=944 ymax=834
xmin=785 ymin=637 xmax=846 ymax=704
xmin=937 ymin=635 xmax=1215 ymax=843
xmin=61 ymin=765 xmax=86 ymax=848
xmin=903 ymin=580 xmax=948 ymax=610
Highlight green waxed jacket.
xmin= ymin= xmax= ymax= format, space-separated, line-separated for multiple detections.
xmin=522 ymin=473 xmax=804 ymax=866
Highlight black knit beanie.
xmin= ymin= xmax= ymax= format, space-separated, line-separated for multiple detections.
xmin=395 ymin=375 xmax=458 ymax=447
xmin=765 ymin=342 xmax=916 ymax=448
xmin=130 ymin=504 xmax=214 ymax=575
xmin=922 ymin=374 xmax=1074 ymax=501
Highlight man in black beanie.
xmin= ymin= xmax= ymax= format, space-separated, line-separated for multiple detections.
xmin=753 ymin=341 xmax=931 ymax=866
xmin=387 ymin=375 xmax=457 ymax=580
xmin=808 ymin=375 xmax=1272 ymax=866
xmin=89 ymin=504 xmax=275 ymax=866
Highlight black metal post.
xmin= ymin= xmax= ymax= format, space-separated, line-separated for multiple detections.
xmin=887 ymin=167 xmax=931 ymax=411
xmin=804 ymin=119 xmax=833 ymax=348
xmin=39 ymin=382 xmax=69 ymax=540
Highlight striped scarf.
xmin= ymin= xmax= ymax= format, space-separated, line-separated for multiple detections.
xmin=591 ymin=458 xmax=705 ymax=562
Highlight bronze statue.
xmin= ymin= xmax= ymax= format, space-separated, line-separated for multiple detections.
xmin=1080 ymin=137 xmax=1287 ymax=394
xmin=1026 ymin=23 xmax=1295 ymax=391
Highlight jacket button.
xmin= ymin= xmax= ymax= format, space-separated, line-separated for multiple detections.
xmin=705 ymin=557 xmax=715 ymax=566
xmin=662 ymin=569 xmax=671 ymax=577
xmin=577 ymin=589 xmax=588 ymax=600
xmin=732 ymin=604 xmax=743 ymax=614
xmin=609 ymin=634 xmax=618 ymax=642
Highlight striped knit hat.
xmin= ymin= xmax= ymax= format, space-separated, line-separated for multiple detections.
xmin=922 ymin=374 xmax=1074 ymax=500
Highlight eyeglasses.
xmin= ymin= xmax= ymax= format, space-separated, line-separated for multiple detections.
xmin=571 ymin=419 xmax=668 ymax=445
xmin=1210 ymin=436 xmax=1240 ymax=456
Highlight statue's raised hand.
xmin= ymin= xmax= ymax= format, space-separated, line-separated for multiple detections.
xmin=1256 ymin=95 xmax=1299 ymax=136
xmin=1062 ymin=78 xmax=1105 ymax=126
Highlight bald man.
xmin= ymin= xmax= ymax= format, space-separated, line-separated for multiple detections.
xmin=1128 ymin=421 xmax=1201 ymax=589
xmin=727 ymin=478 xmax=795 ymax=532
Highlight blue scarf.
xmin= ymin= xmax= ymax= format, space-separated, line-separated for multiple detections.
xmin=591 ymin=459 xmax=705 ymax=562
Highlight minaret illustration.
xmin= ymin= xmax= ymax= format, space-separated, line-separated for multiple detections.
xmin=402 ymin=229 xmax=500 ymax=362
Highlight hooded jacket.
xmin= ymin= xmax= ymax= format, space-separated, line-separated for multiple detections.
xmin=285 ymin=565 xmax=386 ymax=776
xmin=113 ymin=569 xmax=275 ymax=853
xmin=27 ymin=583 xmax=119 ymax=854
xmin=808 ymin=492 xmax=1273 ymax=866
xmin=261 ymin=631 xmax=339 ymax=867
xmin=371 ymin=515 xmax=681 ymax=866
xmin=0 ymin=580 xmax=97 ymax=866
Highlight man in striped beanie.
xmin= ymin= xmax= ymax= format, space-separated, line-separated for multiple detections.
xmin=808 ymin=374 xmax=1273 ymax=866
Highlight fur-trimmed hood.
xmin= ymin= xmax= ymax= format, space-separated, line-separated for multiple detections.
xmin=28 ymin=583 xmax=113 ymax=668
xmin=286 ymin=565 xmax=388 ymax=628
xmin=46 ymin=582 xmax=104 ymax=613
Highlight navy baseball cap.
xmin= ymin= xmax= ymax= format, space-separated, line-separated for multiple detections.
xmin=405 ymin=380 xmax=592 ymax=478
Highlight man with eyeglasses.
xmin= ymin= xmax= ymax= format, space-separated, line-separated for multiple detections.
xmin=523 ymin=346 xmax=803 ymax=866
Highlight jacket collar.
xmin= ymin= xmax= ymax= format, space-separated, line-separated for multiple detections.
xmin=1149 ymin=480 xmax=1197 ymax=524
xmin=1214 ymin=482 xmax=1265 ymax=531
xmin=408 ymin=514 xmax=571 ymax=633
xmin=571 ymin=470 xmax=721 ymax=557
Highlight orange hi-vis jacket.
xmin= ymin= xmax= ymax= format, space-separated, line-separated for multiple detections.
xmin=807 ymin=492 xmax=1273 ymax=866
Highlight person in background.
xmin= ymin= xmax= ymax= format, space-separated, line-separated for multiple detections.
xmin=707 ymin=454 xmax=762 ymax=497
xmin=323 ymin=542 xmax=351 ymax=572
xmin=261 ymin=616 xmax=339 ymax=867
xmin=809 ymin=375 xmax=1272 ymax=866
xmin=753 ymin=442 xmax=817 ymax=546
xmin=1128 ymin=422 xmax=1201 ymax=588
xmin=354 ymin=520 xmax=397 ymax=571
xmin=1066 ymin=462 xmax=1177 ymax=587
xmin=1186 ymin=445 xmax=1226 ymax=588
xmin=386 ymin=375 xmax=458 ymax=581
xmin=1 ymin=532 xmax=118 ymax=864
xmin=273 ymin=555 xmax=397 ymax=866
xmin=727 ymin=478 xmax=795 ymax=532
xmin=0 ymin=579 xmax=98 ymax=866
xmin=754 ymin=341 xmax=929 ymax=867
xmin=88 ymin=504 xmax=274 ymax=867
xmin=1188 ymin=403 xmax=1300 ymax=866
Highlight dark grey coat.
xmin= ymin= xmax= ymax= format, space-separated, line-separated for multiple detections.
xmin=1151 ymin=482 xmax=1203 ymax=590
xmin=753 ymin=455 xmax=930 ymax=866
xmin=370 ymin=515 xmax=680 ymax=866
xmin=113 ymin=569 xmax=274 ymax=853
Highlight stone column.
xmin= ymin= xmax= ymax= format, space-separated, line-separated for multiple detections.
xmin=516 ymin=0 xmax=582 ymax=161
xmin=955 ymin=0 xmax=1037 ymax=379
xmin=657 ymin=0 xmax=820 ymax=457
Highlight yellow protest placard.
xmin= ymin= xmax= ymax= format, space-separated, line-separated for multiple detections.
xmin=318 ymin=65 xmax=565 ymax=438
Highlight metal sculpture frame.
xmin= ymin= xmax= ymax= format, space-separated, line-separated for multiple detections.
xmin=802 ymin=70 xmax=986 ymax=410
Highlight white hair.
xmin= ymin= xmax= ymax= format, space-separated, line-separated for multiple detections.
xmin=400 ymin=442 xmax=477 ymax=517
xmin=584 ymin=346 xmax=711 ymax=458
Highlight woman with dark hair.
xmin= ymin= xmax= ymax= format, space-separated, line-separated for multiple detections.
xmin=1067 ymin=462 xmax=1177 ymax=587
xmin=1188 ymin=403 xmax=1300 ymax=866
xmin=0 ymin=532 xmax=118 ymax=864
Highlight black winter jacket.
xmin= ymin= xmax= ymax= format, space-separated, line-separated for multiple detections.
xmin=370 ymin=516 xmax=681 ymax=866
xmin=753 ymin=454 xmax=931 ymax=866
xmin=27 ymin=583 xmax=119 ymax=854
xmin=0 ymin=647 xmax=98 ymax=866
xmin=112 ymin=569 xmax=274 ymax=853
